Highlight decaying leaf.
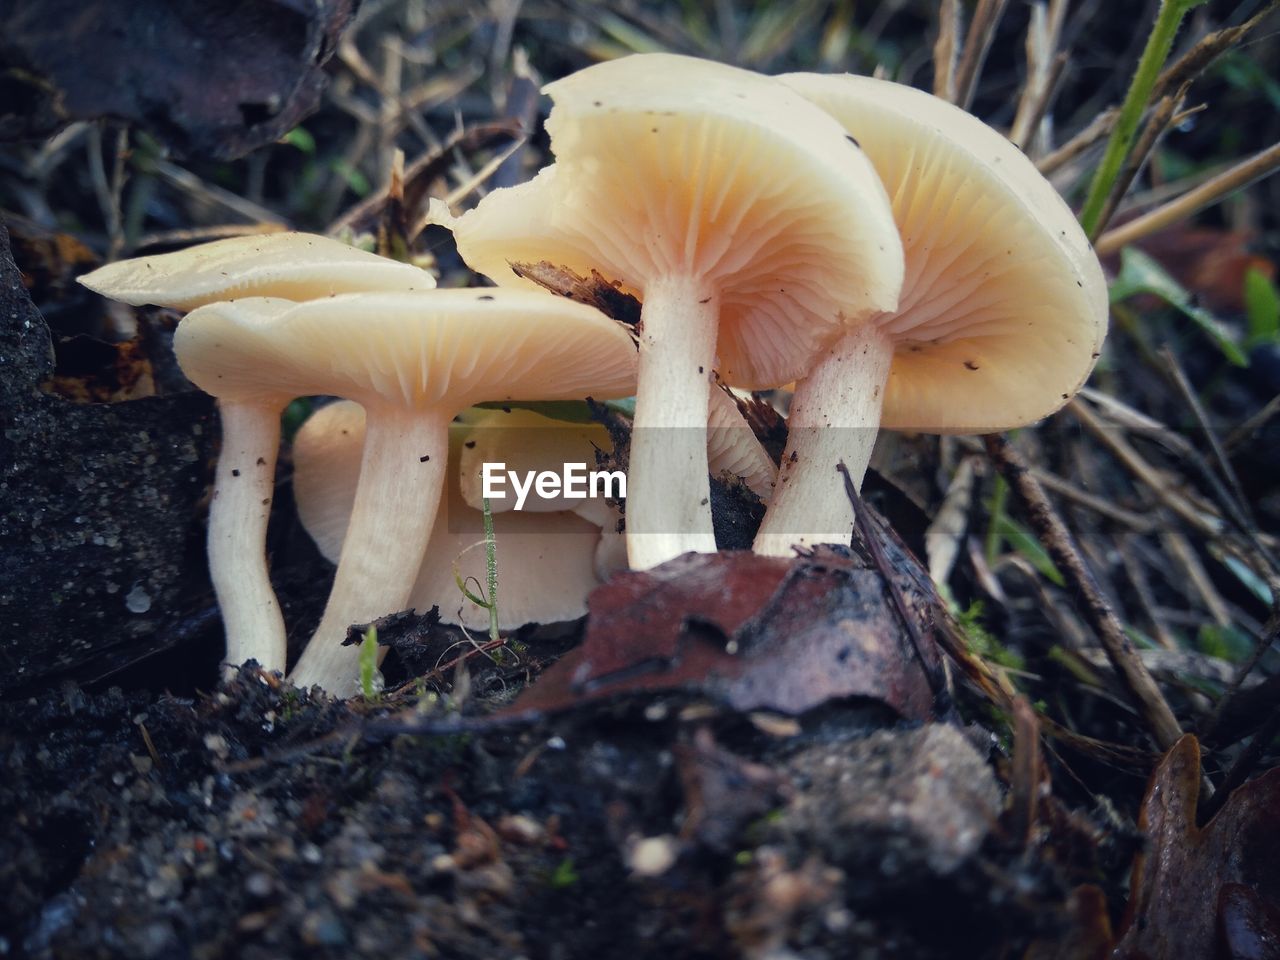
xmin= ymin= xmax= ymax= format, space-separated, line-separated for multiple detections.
xmin=506 ymin=538 xmax=945 ymax=722
xmin=1114 ymin=735 xmax=1280 ymax=960
xmin=0 ymin=0 xmax=356 ymax=159
xmin=510 ymin=260 xmax=643 ymax=329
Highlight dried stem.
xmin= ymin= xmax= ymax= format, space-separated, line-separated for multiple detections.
xmin=1095 ymin=141 xmax=1280 ymax=255
xmin=983 ymin=433 xmax=1184 ymax=751
xmin=1078 ymin=0 xmax=1209 ymax=239
xmin=933 ymin=0 xmax=961 ymax=103
xmin=1091 ymin=86 xmax=1186 ymax=239
xmin=953 ymin=0 xmax=1010 ymax=111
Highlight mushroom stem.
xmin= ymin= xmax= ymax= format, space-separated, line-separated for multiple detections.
xmin=753 ymin=324 xmax=894 ymax=557
xmin=289 ymin=408 xmax=450 ymax=695
xmin=211 ymin=399 xmax=288 ymax=677
xmin=627 ymin=275 xmax=719 ymax=570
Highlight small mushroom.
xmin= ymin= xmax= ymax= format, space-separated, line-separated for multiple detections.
xmin=752 ymin=74 xmax=1108 ymax=555
xmin=76 ymin=232 xmax=437 ymax=676
xmin=293 ymin=403 xmax=614 ymax=631
xmin=77 ymin=231 xmax=436 ymax=308
xmin=176 ymin=289 xmax=636 ymax=694
xmin=432 ymin=53 xmax=902 ymax=569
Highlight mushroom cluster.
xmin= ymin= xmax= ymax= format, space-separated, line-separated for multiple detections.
xmin=81 ymin=234 xmax=637 ymax=695
xmin=435 ymin=54 xmax=1106 ymax=561
xmin=79 ymin=54 xmax=1107 ymax=696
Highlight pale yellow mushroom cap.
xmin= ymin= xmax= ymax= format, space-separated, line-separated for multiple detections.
xmin=433 ymin=53 xmax=903 ymax=390
xmin=293 ymin=402 xmax=605 ymax=630
xmin=173 ymin=288 xmax=638 ymax=409
xmin=77 ymin=232 xmax=436 ymax=310
xmin=777 ymin=73 xmax=1108 ymax=432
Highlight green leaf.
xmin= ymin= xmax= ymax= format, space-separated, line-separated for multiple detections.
xmin=549 ymin=858 xmax=579 ymax=889
xmin=359 ymin=625 xmax=381 ymax=701
xmin=994 ymin=515 xmax=1066 ymax=587
xmin=1196 ymin=623 xmax=1254 ymax=664
xmin=332 ymin=159 xmax=371 ymax=197
xmin=281 ymin=126 xmax=315 ymax=154
xmin=1110 ymin=247 xmax=1248 ymax=366
xmin=1243 ymin=267 xmax=1280 ymax=347
xmin=1216 ymin=552 xmax=1274 ymax=606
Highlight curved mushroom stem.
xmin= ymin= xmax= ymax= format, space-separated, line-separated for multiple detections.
xmin=211 ymin=399 xmax=288 ymax=678
xmin=753 ymin=324 xmax=894 ymax=557
xmin=289 ymin=408 xmax=450 ymax=696
xmin=627 ymin=275 xmax=719 ymax=570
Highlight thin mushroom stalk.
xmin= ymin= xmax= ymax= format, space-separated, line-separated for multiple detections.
xmin=627 ymin=278 xmax=719 ymax=568
xmin=290 ymin=409 xmax=449 ymax=695
xmin=209 ymin=399 xmax=288 ymax=675
xmin=754 ymin=324 xmax=893 ymax=556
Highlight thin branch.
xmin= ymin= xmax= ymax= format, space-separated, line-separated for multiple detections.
xmin=1158 ymin=344 xmax=1254 ymax=530
xmin=1037 ymin=107 xmax=1118 ymax=175
xmin=983 ymin=433 xmax=1185 ymax=751
xmin=1095 ymin=141 xmax=1280 ymax=254
xmin=933 ymin=0 xmax=961 ymax=102
xmin=1091 ymin=86 xmax=1187 ymax=239
xmin=953 ymin=0 xmax=1011 ymax=111
xmin=1152 ymin=0 xmax=1280 ymax=103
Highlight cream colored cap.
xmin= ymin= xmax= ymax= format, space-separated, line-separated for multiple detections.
xmin=174 ymin=288 xmax=638 ymax=408
xmin=778 ymin=73 xmax=1108 ymax=432
xmin=77 ymin=232 xmax=436 ymax=310
xmin=433 ymin=53 xmax=903 ymax=389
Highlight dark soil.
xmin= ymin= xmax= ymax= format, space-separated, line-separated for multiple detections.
xmin=1 ymin=666 xmax=1080 ymax=960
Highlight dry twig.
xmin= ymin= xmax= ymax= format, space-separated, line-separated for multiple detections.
xmin=983 ymin=433 xmax=1184 ymax=752
xmin=1095 ymin=141 xmax=1280 ymax=255
xmin=953 ymin=0 xmax=1010 ymax=111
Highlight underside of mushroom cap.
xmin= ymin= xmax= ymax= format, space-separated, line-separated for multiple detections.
xmin=778 ymin=73 xmax=1108 ymax=432
xmin=77 ymin=232 xmax=436 ymax=310
xmin=293 ymin=402 xmax=604 ymax=630
xmin=434 ymin=53 xmax=903 ymax=390
xmin=174 ymin=288 xmax=638 ymax=409
xmin=456 ymin=408 xmax=615 ymax=514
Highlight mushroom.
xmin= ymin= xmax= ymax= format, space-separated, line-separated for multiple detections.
xmin=175 ymin=289 xmax=636 ymax=694
xmin=77 ymin=232 xmax=437 ymax=676
xmin=751 ymin=73 xmax=1108 ymax=556
xmin=431 ymin=53 xmax=902 ymax=569
xmin=292 ymin=402 xmax=615 ymax=631
xmin=78 ymin=231 xmax=436 ymax=308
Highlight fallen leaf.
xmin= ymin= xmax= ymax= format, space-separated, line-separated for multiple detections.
xmin=505 ymin=538 xmax=944 ymax=722
xmin=1114 ymin=735 xmax=1280 ymax=959
xmin=1 ymin=0 xmax=356 ymax=160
